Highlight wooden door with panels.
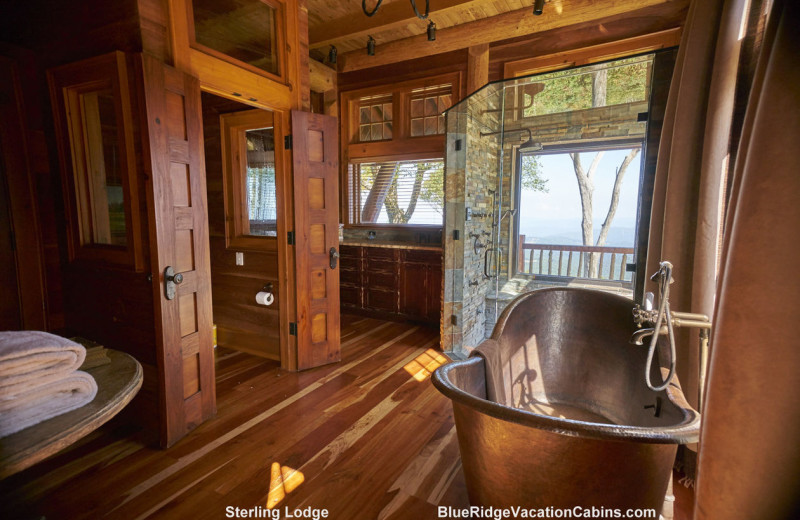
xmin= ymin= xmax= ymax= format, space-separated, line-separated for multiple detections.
xmin=291 ymin=111 xmax=340 ymax=370
xmin=141 ymin=55 xmax=215 ymax=447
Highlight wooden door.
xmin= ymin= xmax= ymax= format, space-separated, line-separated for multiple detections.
xmin=141 ymin=55 xmax=215 ymax=447
xmin=291 ymin=111 xmax=340 ymax=370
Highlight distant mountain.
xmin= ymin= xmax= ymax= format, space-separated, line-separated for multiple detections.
xmin=520 ymin=221 xmax=636 ymax=248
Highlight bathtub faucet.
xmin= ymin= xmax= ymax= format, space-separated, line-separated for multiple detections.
xmin=631 ymin=261 xmax=713 ymax=395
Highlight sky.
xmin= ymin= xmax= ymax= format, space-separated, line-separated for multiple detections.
xmin=518 ymin=149 xmax=642 ymax=245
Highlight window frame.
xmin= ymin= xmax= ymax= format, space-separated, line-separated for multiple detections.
xmin=340 ymin=72 xmax=461 ymax=229
xmin=347 ymin=154 xmax=446 ymax=228
xmin=512 ymin=138 xmax=646 ymax=284
xmin=185 ymin=0 xmax=288 ymax=84
xmin=220 ymin=108 xmax=284 ymax=251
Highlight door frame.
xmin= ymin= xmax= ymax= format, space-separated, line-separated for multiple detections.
xmin=0 ymin=51 xmax=47 ymax=330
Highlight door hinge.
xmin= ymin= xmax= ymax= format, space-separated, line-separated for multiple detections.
xmin=289 ymin=322 xmax=297 ymax=336
xmin=284 ymin=135 xmax=292 ymax=150
xmin=452 ymin=229 xmax=460 ymax=241
xmin=450 ymin=314 xmax=458 ymax=326
xmin=287 ymin=231 xmax=295 ymax=245
xmin=626 ymin=263 xmax=637 ymax=272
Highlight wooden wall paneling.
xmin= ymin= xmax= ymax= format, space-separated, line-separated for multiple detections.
xmin=0 ymin=56 xmax=47 ymax=330
xmin=467 ymin=44 xmax=490 ymax=96
xmin=297 ymin=0 xmax=311 ymax=111
xmin=140 ymin=54 xmax=214 ymax=447
xmin=291 ymin=111 xmax=340 ymax=370
xmin=489 ymin=3 xmax=688 ymax=81
xmin=0 ymin=0 xmax=142 ymax=70
xmin=138 ymin=0 xmax=174 ymax=63
xmin=502 ymin=28 xmax=682 ymax=78
xmin=337 ymin=0 xmax=680 ymax=72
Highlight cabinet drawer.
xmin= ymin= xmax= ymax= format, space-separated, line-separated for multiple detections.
xmin=403 ymin=250 xmax=442 ymax=265
xmin=340 ymin=268 xmax=361 ymax=285
xmin=366 ymin=288 xmax=398 ymax=313
xmin=366 ymin=258 xmax=397 ymax=273
xmin=366 ymin=270 xmax=397 ymax=289
xmin=365 ymin=247 xmax=396 ymax=260
xmin=340 ymin=285 xmax=362 ymax=307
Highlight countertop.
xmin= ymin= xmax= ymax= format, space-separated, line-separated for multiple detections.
xmin=340 ymin=240 xmax=442 ymax=252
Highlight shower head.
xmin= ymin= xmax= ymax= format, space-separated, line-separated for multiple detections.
xmin=520 ymin=128 xmax=543 ymax=151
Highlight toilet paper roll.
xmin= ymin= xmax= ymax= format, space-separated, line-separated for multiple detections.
xmin=255 ymin=291 xmax=274 ymax=306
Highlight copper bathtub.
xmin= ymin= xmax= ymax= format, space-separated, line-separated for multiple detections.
xmin=432 ymin=288 xmax=700 ymax=514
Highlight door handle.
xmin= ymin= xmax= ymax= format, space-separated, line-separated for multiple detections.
xmin=329 ymin=247 xmax=339 ymax=269
xmin=164 ymin=266 xmax=183 ymax=300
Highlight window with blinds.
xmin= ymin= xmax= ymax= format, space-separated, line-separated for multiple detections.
xmin=348 ymin=159 xmax=444 ymax=225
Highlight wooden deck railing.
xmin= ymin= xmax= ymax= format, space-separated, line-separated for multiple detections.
xmin=517 ymin=235 xmax=634 ymax=281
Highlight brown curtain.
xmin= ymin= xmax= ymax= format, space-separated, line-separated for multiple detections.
xmin=695 ymin=1 xmax=800 ymax=518
xmin=645 ymin=0 xmax=747 ymax=413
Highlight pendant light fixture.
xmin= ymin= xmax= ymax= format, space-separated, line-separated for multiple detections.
xmin=533 ymin=0 xmax=545 ymax=15
xmin=328 ymin=45 xmax=337 ymax=64
xmin=427 ymin=20 xmax=436 ymax=41
xmin=366 ymin=36 xmax=376 ymax=56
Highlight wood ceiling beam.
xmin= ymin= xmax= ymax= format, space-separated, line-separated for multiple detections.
xmin=309 ymin=59 xmax=336 ymax=93
xmin=309 ymin=0 xmax=479 ymax=49
xmin=338 ymin=0 xmax=681 ymax=73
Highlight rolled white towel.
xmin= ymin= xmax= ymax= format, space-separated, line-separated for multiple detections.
xmin=0 ymin=370 xmax=98 ymax=438
xmin=0 ymin=331 xmax=86 ymax=397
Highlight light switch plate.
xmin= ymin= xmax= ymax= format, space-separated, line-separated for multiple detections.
xmin=235 ymin=252 xmax=244 ymax=266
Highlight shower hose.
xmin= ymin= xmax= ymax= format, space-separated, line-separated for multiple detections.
xmin=645 ymin=261 xmax=677 ymax=392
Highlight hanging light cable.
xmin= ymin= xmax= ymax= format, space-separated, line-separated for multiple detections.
xmin=362 ymin=0 xmax=430 ymax=20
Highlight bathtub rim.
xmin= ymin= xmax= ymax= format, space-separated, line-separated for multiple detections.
xmin=433 ymin=287 xmax=701 ymax=445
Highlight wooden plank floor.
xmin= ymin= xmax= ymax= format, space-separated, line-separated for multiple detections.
xmin=0 ymin=315 xmax=469 ymax=519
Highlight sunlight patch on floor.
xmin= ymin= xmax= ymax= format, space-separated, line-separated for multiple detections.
xmin=267 ymin=462 xmax=304 ymax=509
xmin=404 ymin=349 xmax=449 ymax=382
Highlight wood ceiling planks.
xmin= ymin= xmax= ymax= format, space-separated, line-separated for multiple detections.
xmin=336 ymin=0 xmax=684 ymax=72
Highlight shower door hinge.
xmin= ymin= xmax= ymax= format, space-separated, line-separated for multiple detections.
xmin=637 ymin=112 xmax=649 ymax=122
xmin=289 ymin=322 xmax=297 ymax=336
xmin=287 ymin=231 xmax=295 ymax=245
xmin=626 ymin=263 xmax=637 ymax=272
xmin=453 ymin=230 xmax=460 ymax=240
xmin=455 ymin=139 xmax=462 ymax=151
xmin=284 ymin=135 xmax=293 ymax=150
xmin=450 ymin=315 xmax=458 ymax=326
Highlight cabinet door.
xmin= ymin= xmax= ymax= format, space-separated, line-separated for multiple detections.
xmin=426 ymin=263 xmax=443 ymax=323
xmin=401 ymin=262 xmax=429 ymax=319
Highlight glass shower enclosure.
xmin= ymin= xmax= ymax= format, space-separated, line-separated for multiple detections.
xmin=442 ymin=56 xmax=654 ymax=354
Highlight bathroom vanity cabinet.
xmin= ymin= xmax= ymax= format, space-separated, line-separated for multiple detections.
xmin=340 ymin=245 xmax=442 ymax=325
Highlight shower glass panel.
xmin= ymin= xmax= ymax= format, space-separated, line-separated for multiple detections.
xmin=442 ymin=55 xmax=654 ymax=354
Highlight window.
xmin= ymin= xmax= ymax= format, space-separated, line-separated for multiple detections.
xmin=409 ymin=84 xmax=452 ymax=137
xmin=221 ymin=108 xmax=281 ymax=249
xmin=348 ymin=159 xmax=444 ymax=226
xmin=73 ymin=88 xmax=127 ymax=247
xmin=48 ymin=51 xmax=142 ymax=268
xmin=520 ymin=55 xmax=651 ymax=118
xmin=341 ymin=73 xmax=459 ymax=228
xmin=516 ymin=143 xmax=642 ymax=284
xmin=244 ymin=127 xmax=277 ymax=235
xmin=189 ymin=0 xmax=283 ymax=79
xmin=358 ymin=94 xmax=393 ymax=142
